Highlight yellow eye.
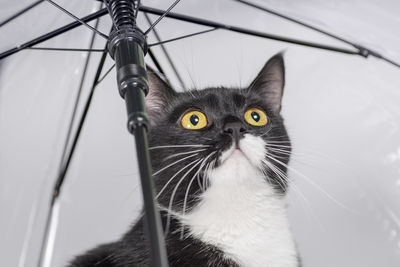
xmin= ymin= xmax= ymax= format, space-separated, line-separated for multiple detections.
xmin=181 ymin=111 xmax=208 ymax=130
xmin=244 ymin=108 xmax=268 ymax=126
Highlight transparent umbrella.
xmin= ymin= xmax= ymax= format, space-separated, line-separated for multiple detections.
xmin=0 ymin=0 xmax=399 ymax=266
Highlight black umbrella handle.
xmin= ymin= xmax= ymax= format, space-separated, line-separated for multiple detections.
xmin=105 ymin=1 xmax=168 ymax=266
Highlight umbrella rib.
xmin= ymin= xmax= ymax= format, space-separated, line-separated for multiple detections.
xmin=139 ymin=6 xmax=359 ymax=55
xmin=144 ymin=0 xmax=182 ymax=35
xmin=96 ymin=63 xmax=115 ymax=85
xmin=37 ymin=12 xmax=107 ymax=267
xmin=148 ymin=48 xmax=167 ymax=76
xmin=0 ymin=8 xmax=109 ymax=61
xmin=148 ymin=47 xmax=177 ymax=88
xmin=1 ymin=5 xmax=398 ymax=69
xmin=148 ymin=27 xmax=217 ymax=47
xmin=144 ymin=13 xmax=187 ymax=91
xmin=39 ymin=49 xmax=109 ymax=267
xmin=138 ymin=5 xmax=400 ymax=69
xmin=0 ymin=6 xmax=358 ymax=61
xmin=0 ymin=0 xmax=44 ymax=28
xmin=233 ymin=0 xmax=355 ymax=47
xmin=26 ymin=47 xmax=106 ymax=52
xmin=380 ymin=57 xmax=400 ymax=68
xmin=56 ymin=25 xmax=102 ymax=178
xmin=233 ymin=0 xmax=400 ymax=69
xmin=44 ymin=0 xmax=109 ymax=40
xmin=53 ymin=49 xmax=109 ymax=198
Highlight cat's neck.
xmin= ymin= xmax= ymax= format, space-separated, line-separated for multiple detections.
xmin=180 ymin=154 xmax=298 ymax=267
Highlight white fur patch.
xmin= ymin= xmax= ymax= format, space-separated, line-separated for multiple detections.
xmin=181 ymin=134 xmax=298 ymax=267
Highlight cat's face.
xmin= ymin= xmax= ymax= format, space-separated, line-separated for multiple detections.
xmin=147 ymin=54 xmax=290 ymax=213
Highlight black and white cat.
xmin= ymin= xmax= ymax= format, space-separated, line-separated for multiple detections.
xmin=70 ymin=53 xmax=299 ymax=267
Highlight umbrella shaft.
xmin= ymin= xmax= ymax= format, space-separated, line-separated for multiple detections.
xmin=115 ymin=39 xmax=169 ymax=267
xmin=106 ymin=1 xmax=168 ymax=266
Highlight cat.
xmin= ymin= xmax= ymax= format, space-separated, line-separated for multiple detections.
xmin=70 ymin=53 xmax=299 ymax=267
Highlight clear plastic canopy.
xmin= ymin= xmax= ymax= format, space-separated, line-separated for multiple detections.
xmin=0 ymin=0 xmax=399 ymax=266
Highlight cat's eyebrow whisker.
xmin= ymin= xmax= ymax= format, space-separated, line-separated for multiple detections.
xmin=156 ymin=159 xmax=201 ymax=199
xmin=153 ymin=153 xmax=199 ymax=176
xmin=164 ymin=159 xmax=204 ymax=236
xmin=164 ymin=149 xmax=208 ymax=160
xmin=149 ymin=144 xmax=211 ymax=150
xmin=264 ymin=154 xmax=357 ymax=214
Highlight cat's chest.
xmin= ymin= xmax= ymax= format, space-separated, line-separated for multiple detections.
xmin=181 ymin=161 xmax=298 ymax=267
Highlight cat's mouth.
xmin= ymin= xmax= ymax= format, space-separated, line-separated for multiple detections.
xmin=217 ymin=134 xmax=266 ymax=169
xmin=219 ymin=143 xmax=251 ymax=166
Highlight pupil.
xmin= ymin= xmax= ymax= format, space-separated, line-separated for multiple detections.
xmin=251 ymin=111 xmax=260 ymax=122
xmin=190 ymin=115 xmax=199 ymax=125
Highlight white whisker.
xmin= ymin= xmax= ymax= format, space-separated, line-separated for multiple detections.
xmin=262 ymin=157 xmax=317 ymax=224
xmin=195 ymin=152 xmax=216 ymax=193
xmin=267 ymin=147 xmax=291 ymax=153
xmin=149 ymin=144 xmax=210 ymax=150
xmin=261 ymin=160 xmax=288 ymax=192
xmin=266 ymin=144 xmax=292 ymax=149
xmin=164 ymin=149 xmax=207 ymax=160
xmin=153 ymin=153 xmax=199 ymax=176
xmin=205 ymin=158 xmax=216 ymax=189
xmin=264 ymin=154 xmax=357 ymax=214
xmin=156 ymin=159 xmax=201 ymax=199
xmin=266 ymin=140 xmax=291 ymax=143
xmin=164 ymin=159 xmax=204 ymax=236
xmin=180 ymin=152 xmax=216 ymax=238
xmin=202 ymin=162 xmax=211 ymax=190
xmin=196 ymin=172 xmax=203 ymax=192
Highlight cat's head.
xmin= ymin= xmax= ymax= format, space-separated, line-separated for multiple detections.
xmin=147 ymin=53 xmax=291 ymax=212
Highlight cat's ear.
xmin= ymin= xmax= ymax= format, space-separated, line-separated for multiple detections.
xmin=248 ymin=53 xmax=285 ymax=113
xmin=146 ymin=66 xmax=176 ymax=122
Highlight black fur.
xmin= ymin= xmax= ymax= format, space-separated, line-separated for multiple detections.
xmin=69 ymin=54 xmax=293 ymax=266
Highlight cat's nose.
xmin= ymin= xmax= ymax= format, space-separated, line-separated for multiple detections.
xmin=223 ymin=122 xmax=246 ymax=145
xmin=223 ymin=122 xmax=246 ymax=134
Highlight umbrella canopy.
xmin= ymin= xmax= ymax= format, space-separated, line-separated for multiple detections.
xmin=1 ymin=0 xmax=400 ymax=266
